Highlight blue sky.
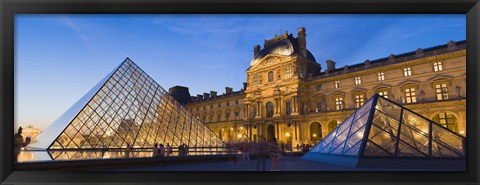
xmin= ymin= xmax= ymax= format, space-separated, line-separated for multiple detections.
xmin=15 ymin=14 xmax=465 ymax=130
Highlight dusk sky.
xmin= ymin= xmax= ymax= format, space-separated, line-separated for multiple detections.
xmin=15 ymin=14 xmax=465 ymax=131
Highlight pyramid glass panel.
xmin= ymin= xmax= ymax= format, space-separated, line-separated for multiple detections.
xmin=303 ymin=94 xmax=466 ymax=168
xmin=27 ymin=58 xmax=224 ymax=150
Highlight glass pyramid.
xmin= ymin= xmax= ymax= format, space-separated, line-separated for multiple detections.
xmin=302 ymin=94 xmax=466 ymax=167
xmin=27 ymin=58 xmax=224 ymax=150
xmin=237 ymin=133 xmax=253 ymax=143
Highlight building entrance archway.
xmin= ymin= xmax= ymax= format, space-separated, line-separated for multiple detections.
xmin=267 ymin=124 xmax=275 ymax=141
xmin=310 ymin=122 xmax=322 ymax=143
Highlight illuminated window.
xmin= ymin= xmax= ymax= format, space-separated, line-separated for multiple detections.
xmin=316 ymin=84 xmax=322 ymax=92
xmin=284 ymin=65 xmax=292 ymax=79
xmin=434 ymin=61 xmax=443 ymax=72
xmin=377 ymin=72 xmax=385 ymax=81
xmin=334 ymin=81 xmax=340 ymax=88
xmin=285 ymin=102 xmax=291 ymax=115
xmin=354 ymin=77 xmax=361 ymax=85
xmin=378 ymin=91 xmax=388 ymax=99
xmin=253 ymin=74 xmax=259 ymax=85
xmin=434 ymin=113 xmax=457 ymax=132
xmin=335 ymin=97 xmax=344 ymax=110
xmin=403 ymin=68 xmax=412 ymax=77
xmin=316 ymin=100 xmax=323 ymax=112
xmin=405 ymin=87 xmax=417 ymax=104
xmin=268 ymin=71 xmax=274 ymax=82
xmin=355 ymin=94 xmax=364 ymax=108
xmin=435 ymin=83 xmax=449 ymax=100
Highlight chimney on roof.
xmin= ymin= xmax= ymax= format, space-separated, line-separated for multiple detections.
xmin=210 ymin=91 xmax=217 ymax=98
xmin=197 ymin=94 xmax=203 ymax=100
xmin=364 ymin=59 xmax=370 ymax=66
xmin=297 ymin=27 xmax=307 ymax=58
xmin=416 ymin=48 xmax=424 ymax=56
xmin=343 ymin=65 xmax=349 ymax=71
xmin=447 ymin=40 xmax=456 ymax=49
xmin=326 ymin=60 xmax=336 ymax=71
xmin=225 ymin=87 xmax=233 ymax=95
xmin=191 ymin=96 xmax=197 ymax=102
xmin=203 ymin=93 xmax=210 ymax=99
xmin=254 ymin=45 xmax=261 ymax=56
xmin=388 ymin=54 xmax=395 ymax=62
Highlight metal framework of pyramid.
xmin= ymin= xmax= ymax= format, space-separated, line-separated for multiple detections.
xmin=27 ymin=58 xmax=224 ymax=150
xmin=302 ymin=94 xmax=466 ymax=168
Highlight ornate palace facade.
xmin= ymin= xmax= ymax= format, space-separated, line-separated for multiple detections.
xmin=171 ymin=27 xmax=466 ymax=146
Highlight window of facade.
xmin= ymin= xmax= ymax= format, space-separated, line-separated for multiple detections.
xmin=268 ymin=71 xmax=274 ymax=82
xmin=266 ymin=102 xmax=274 ymax=118
xmin=334 ymin=81 xmax=340 ymax=88
xmin=285 ymin=102 xmax=291 ymax=115
xmin=378 ymin=91 xmax=388 ymax=99
xmin=202 ymin=116 xmax=206 ymax=122
xmin=235 ymin=100 xmax=239 ymax=105
xmin=234 ymin=112 xmax=239 ymax=118
xmin=354 ymin=77 xmax=362 ymax=85
xmin=217 ymin=114 xmax=221 ymax=122
xmin=316 ymin=84 xmax=322 ymax=92
xmin=316 ymin=100 xmax=323 ymax=112
xmin=403 ymin=68 xmax=412 ymax=77
xmin=225 ymin=113 xmax=230 ymax=121
xmin=276 ymin=69 xmax=281 ymax=80
xmin=435 ymin=83 xmax=449 ymax=100
xmin=434 ymin=61 xmax=443 ymax=72
xmin=203 ymin=106 xmax=206 ymax=110
xmin=253 ymin=74 xmax=259 ymax=85
xmin=253 ymin=106 xmax=257 ymax=117
xmin=284 ymin=65 xmax=292 ymax=79
xmin=405 ymin=87 xmax=417 ymax=104
xmin=434 ymin=112 xmax=457 ymax=132
xmin=210 ymin=105 xmax=213 ymax=109
xmin=226 ymin=101 xmax=230 ymax=106
xmin=218 ymin=103 xmax=221 ymax=107
xmin=196 ymin=107 xmax=199 ymax=111
xmin=377 ymin=72 xmax=385 ymax=81
xmin=355 ymin=94 xmax=364 ymax=108
xmin=335 ymin=97 xmax=344 ymax=110
xmin=209 ymin=115 xmax=213 ymax=122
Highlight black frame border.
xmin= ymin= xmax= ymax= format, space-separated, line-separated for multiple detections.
xmin=1 ymin=0 xmax=479 ymax=184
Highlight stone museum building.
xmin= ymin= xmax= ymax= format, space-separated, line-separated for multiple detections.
xmin=170 ymin=27 xmax=466 ymax=147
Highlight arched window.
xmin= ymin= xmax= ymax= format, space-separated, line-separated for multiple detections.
xmin=327 ymin=120 xmax=338 ymax=133
xmin=284 ymin=65 xmax=292 ymax=79
xmin=433 ymin=112 xmax=458 ymax=132
xmin=268 ymin=71 xmax=274 ymax=82
xmin=316 ymin=100 xmax=323 ymax=112
xmin=253 ymin=74 xmax=259 ymax=86
xmin=266 ymin=102 xmax=274 ymax=118
xmin=310 ymin=122 xmax=322 ymax=141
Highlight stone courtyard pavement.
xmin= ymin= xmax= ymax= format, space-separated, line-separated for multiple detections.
xmin=94 ymin=156 xmax=450 ymax=171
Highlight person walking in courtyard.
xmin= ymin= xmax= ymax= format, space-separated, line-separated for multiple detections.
xmin=241 ymin=142 xmax=250 ymax=164
xmin=255 ymin=138 xmax=267 ymax=171
xmin=152 ymin=143 xmax=159 ymax=157
xmin=269 ymin=138 xmax=281 ymax=171
xmin=166 ymin=143 xmax=172 ymax=157
xmin=159 ymin=144 xmax=165 ymax=157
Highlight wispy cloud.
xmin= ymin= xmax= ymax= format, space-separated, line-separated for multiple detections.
xmin=57 ymin=16 xmax=90 ymax=41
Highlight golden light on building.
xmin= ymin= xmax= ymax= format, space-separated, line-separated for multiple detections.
xmin=181 ymin=27 xmax=466 ymax=147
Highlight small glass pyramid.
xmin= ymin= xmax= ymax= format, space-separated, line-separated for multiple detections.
xmin=27 ymin=58 xmax=224 ymax=150
xmin=302 ymin=94 xmax=465 ymax=167
xmin=237 ymin=133 xmax=253 ymax=143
